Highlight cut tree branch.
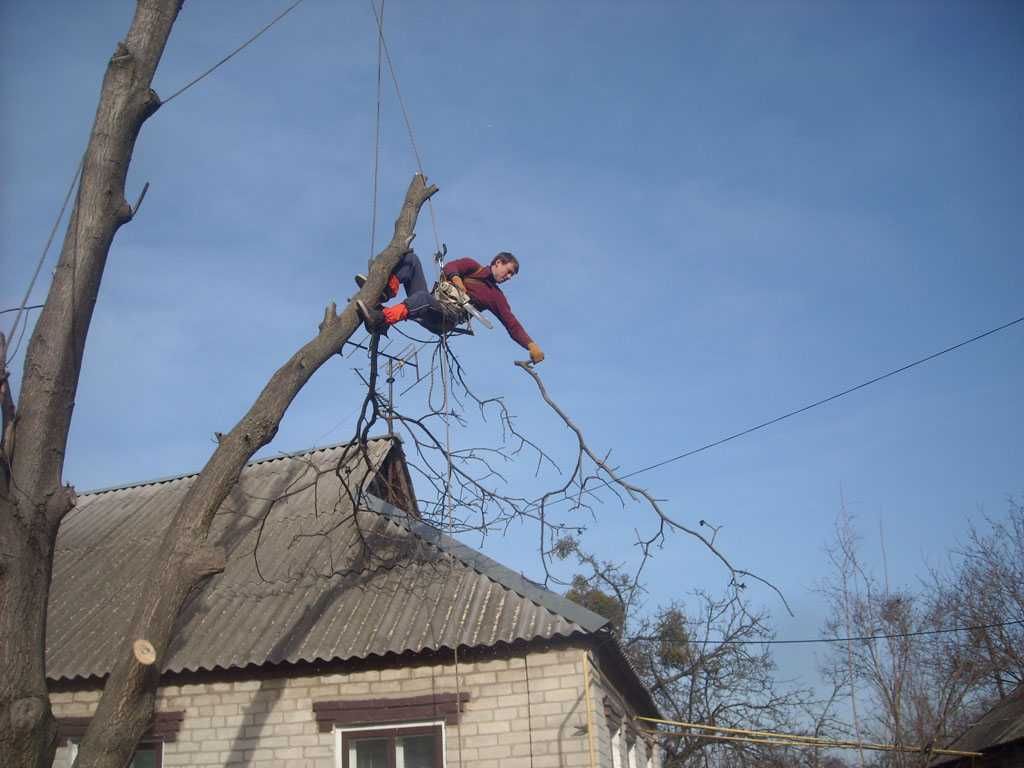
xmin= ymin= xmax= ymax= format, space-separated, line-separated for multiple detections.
xmin=73 ymin=174 xmax=436 ymax=768
xmin=514 ymin=360 xmax=793 ymax=616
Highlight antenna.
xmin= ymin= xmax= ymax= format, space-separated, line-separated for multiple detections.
xmin=385 ymin=343 xmax=419 ymax=436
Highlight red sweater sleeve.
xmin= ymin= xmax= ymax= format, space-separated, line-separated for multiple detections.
xmin=488 ymin=290 xmax=533 ymax=350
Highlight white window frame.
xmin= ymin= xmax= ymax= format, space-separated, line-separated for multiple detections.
xmin=333 ymin=720 xmax=447 ymax=768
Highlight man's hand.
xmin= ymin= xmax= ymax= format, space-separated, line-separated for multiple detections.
xmin=450 ymin=275 xmax=466 ymax=294
xmin=528 ymin=342 xmax=545 ymax=364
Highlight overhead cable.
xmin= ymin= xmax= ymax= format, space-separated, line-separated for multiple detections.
xmin=618 ymin=314 xmax=1024 ymax=483
xmin=523 ymin=313 xmax=1024 ymax=516
xmin=623 ymin=618 xmax=1024 ymax=648
xmin=162 ymin=0 xmax=308 ymax=105
xmin=10 ymin=1 xmax=307 ymax=357
xmin=4 ymin=157 xmax=83 ymax=362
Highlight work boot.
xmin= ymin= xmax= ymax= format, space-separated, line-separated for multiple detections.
xmin=355 ymin=300 xmax=386 ymax=335
xmin=354 ymin=273 xmax=400 ymax=304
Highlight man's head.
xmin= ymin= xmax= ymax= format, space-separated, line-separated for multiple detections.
xmin=490 ymin=252 xmax=519 ymax=283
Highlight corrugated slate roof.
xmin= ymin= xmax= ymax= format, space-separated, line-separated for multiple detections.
xmin=47 ymin=440 xmax=608 ymax=682
xmin=931 ymin=684 xmax=1024 ymax=765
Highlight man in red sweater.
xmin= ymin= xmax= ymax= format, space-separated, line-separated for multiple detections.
xmin=356 ymin=250 xmax=544 ymax=364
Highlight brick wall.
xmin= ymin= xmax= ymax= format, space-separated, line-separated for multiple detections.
xmin=50 ymin=644 xmax=653 ymax=768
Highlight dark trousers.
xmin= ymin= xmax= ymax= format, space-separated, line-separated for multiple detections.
xmin=393 ymin=251 xmax=461 ymax=334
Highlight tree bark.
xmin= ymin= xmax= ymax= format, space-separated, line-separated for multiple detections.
xmin=73 ymin=173 xmax=436 ymax=768
xmin=0 ymin=3 xmax=183 ymax=767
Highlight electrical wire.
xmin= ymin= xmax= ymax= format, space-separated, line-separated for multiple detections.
xmin=616 ymin=618 xmax=1023 ymax=648
xmin=4 ymin=156 xmax=84 ymax=363
xmin=162 ymin=0 xmax=308 ymax=105
xmin=1 ymin=304 xmax=44 ymax=316
xmin=523 ymin=314 xmax=1024 ymax=515
xmin=9 ymin=1 xmax=307 ymax=359
xmin=619 ymin=314 xmax=1024 ymax=483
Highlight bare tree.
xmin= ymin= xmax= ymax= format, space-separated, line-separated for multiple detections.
xmin=0 ymin=3 xmax=435 ymax=766
xmin=1 ymin=5 xmax=782 ymax=767
xmin=559 ymin=546 xmax=814 ymax=768
xmin=817 ymin=513 xmax=983 ymax=768
xmin=1 ymin=3 xmax=183 ymax=766
xmin=931 ymin=498 xmax=1024 ymax=700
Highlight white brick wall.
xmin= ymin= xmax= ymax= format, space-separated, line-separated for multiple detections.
xmin=50 ymin=644 xmax=656 ymax=768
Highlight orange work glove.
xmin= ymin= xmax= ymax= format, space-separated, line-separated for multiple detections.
xmin=449 ymin=275 xmax=466 ymax=294
xmin=528 ymin=342 xmax=545 ymax=364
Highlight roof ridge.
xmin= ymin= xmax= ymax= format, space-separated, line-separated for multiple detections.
xmin=363 ymin=493 xmax=609 ymax=634
xmin=80 ymin=437 xmax=398 ymax=497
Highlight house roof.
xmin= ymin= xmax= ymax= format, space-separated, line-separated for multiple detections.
xmin=46 ymin=439 xmax=613 ymax=685
xmin=931 ymin=684 xmax=1024 ymax=765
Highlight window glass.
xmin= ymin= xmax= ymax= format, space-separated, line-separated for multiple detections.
xmin=397 ymin=733 xmax=435 ymax=768
xmin=340 ymin=725 xmax=442 ymax=768
xmin=69 ymin=742 xmax=160 ymax=768
xmin=349 ymin=736 xmax=389 ymax=768
xmin=129 ymin=746 xmax=159 ymax=768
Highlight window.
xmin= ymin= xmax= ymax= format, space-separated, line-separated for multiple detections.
xmin=57 ymin=712 xmax=180 ymax=768
xmin=335 ymin=722 xmax=445 ymax=768
xmin=610 ymin=725 xmax=623 ymax=768
xmin=627 ymin=738 xmax=639 ymax=768
xmin=67 ymin=741 xmax=162 ymax=768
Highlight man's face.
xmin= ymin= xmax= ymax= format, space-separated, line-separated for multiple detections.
xmin=491 ymin=260 xmax=517 ymax=283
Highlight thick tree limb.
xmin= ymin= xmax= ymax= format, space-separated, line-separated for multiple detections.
xmin=0 ymin=4 xmax=183 ymax=768
xmin=73 ymin=174 xmax=436 ymax=768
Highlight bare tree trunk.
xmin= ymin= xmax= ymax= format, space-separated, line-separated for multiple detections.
xmin=73 ymin=173 xmax=436 ymax=768
xmin=0 ymin=1 xmax=435 ymax=764
xmin=0 ymin=3 xmax=182 ymax=767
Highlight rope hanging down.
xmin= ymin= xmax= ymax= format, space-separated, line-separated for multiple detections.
xmin=367 ymin=0 xmax=441 ymax=256
xmin=363 ymin=6 xmax=468 ymax=766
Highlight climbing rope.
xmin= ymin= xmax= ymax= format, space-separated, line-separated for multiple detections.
xmin=368 ymin=0 xmax=384 ymax=262
xmin=367 ymin=0 xmax=442 ymax=256
xmin=363 ymin=5 xmax=466 ymax=764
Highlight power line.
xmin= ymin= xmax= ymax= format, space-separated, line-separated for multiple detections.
xmin=617 ymin=314 xmax=1023 ymax=483
xmin=162 ymin=0 xmax=308 ymax=105
xmin=9 ymin=2 xmax=307 ymax=356
xmin=612 ymin=618 xmax=1023 ymax=649
xmin=1 ymin=304 xmax=44 ymax=317
xmin=524 ymin=314 xmax=1024 ymax=515
xmin=4 ymin=156 xmax=83 ymax=361
xmin=714 ymin=618 xmax=1023 ymax=647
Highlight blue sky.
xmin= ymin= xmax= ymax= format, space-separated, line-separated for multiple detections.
xmin=3 ymin=1 xmax=1022 ymax=698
